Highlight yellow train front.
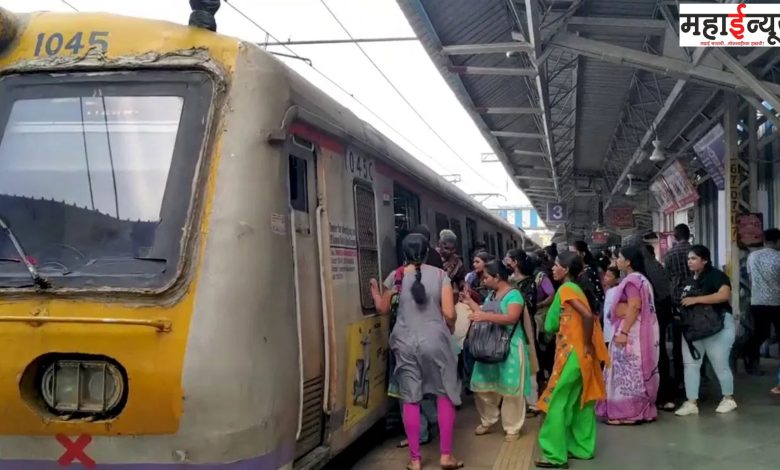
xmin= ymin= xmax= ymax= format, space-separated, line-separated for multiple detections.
xmin=0 ymin=7 xmax=306 ymax=469
xmin=0 ymin=6 xmax=537 ymax=469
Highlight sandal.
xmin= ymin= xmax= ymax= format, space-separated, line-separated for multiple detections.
xmin=534 ymin=459 xmax=569 ymax=468
xmin=504 ymin=432 xmax=520 ymax=442
xmin=771 ymin=385 xmax=780 ymax=395
xmin=605 ymin=419 xmax=639 ymax=425
xmin=406 ymin=459 xmax=422 ymax=470
xmin=474 ymin=424 xmax=491 ymax=436
xmin=440 ymin=457 xmax=464 ymax=469
xmin=660 ymin=402 xmax=676 ymax=411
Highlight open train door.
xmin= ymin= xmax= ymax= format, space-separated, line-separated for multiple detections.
xmin=286 ymin=136 xmax=326 ymax=460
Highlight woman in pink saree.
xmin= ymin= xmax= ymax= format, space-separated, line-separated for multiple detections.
xmin=596 ymin=245 xmax=660 ymax=425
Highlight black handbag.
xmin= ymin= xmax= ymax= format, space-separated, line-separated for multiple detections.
xmin=680 ymin=283 xmax=725 ymax=359
xmin=466 ymin=290 xmax=519 ymax=364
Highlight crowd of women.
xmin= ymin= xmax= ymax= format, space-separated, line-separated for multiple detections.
xmin=369 ymin=223 xmax=739 ymax=469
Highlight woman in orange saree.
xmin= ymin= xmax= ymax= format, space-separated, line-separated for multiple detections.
xmin=535 ymin=252 xmax=609 ymax=469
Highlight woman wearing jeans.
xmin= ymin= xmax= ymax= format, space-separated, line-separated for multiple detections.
xmin=675 ymin=245 xmax=738 ymax=416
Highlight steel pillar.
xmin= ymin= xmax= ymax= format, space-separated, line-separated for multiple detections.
xmin=723 ymin=94 xmax=750 ymax=319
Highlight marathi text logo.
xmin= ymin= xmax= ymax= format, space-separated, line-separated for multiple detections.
xmin=679 ymin=3 xmax=779 ymax=47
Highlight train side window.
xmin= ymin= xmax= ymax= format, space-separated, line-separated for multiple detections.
xmin=489 ymin=234 xmax=497 ymax=257
xmin=354 ymin=183 xmax=380 ymax=312
xmin=450 ymin=218 xmax=463 ymax=256
xmin=466 ymin=217 xmax=477 ymax=255
xmin=435 ymin=212 xmax=449 ymax=240
xmin=496 ymin=232 xmax=504 ymax=257
xmin=288 ymin=155 xmax=308 ymax=213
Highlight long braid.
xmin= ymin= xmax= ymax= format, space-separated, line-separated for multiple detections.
xmin=410 ymin=261 xmax=427 ymax=305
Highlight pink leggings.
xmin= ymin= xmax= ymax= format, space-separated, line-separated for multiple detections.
xmin=402 ymin=395 xmax=456 ymax=461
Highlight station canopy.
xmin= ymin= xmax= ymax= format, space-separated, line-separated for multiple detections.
xmin=398 ymin=0 xmax=780 ymax=240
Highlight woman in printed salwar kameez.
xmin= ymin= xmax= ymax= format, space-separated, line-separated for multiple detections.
xmin=535 ymin=252 xmax=609 ymax=469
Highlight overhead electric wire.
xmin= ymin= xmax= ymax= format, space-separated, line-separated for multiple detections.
xmin=60 ymin=0 xmax=79 ymax=12
xmin=319 ymin=0 xmax=493 ymax=186
xmin=222 ymin=0 xmax=448 ymax=174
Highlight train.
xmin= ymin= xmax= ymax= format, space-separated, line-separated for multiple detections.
xmin=0 ymin=6 xmax=536 ymax=469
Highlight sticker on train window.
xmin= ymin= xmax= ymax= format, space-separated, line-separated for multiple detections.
xmin=346 ymin=148 xmax=375 ymax=182
xmin=33 ymin=31 xmax=109 ymax=57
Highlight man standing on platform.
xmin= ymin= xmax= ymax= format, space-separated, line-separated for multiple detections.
xmin=664 ymin=224 xmax=692 ymax=399
xmin=746 ymin=228 xmax=780 ymax=390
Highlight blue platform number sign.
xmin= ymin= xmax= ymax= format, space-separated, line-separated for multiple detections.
xmin=546 ymin=202 xmax=566 ymax=223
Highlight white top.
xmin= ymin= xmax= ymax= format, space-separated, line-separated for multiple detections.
xmin=602 ymin=286 xmax=619 ymax=343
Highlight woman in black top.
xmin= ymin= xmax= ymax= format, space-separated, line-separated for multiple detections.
xmin=573 ymin=241 xmax=605 ymax=314
xmin=674 ymin=245 xmax=738 ymax=416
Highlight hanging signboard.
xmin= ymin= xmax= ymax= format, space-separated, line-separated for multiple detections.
xmin=606 ymin=206 xmax=635 ymax=229
xmin=693 ymin=123 xmax=726 ymax=190
xmin=649 ymin=178 xmax=679 ymax=214
xmin=546 ymin=202 xmax=566 ymax=224
xmin=592 ymin=231 xmax=608 ymax=245
xmin=661 ymin=161 xmax=700 ymax=207
xmin=736 ymin=213 xmax=764 ymax=249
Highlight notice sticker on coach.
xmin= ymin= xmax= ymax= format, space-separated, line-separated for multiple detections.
xmin=270 ymin=213 xmax=286 ymax=235
xmin=679 ymin=3 xmax=780 ymax=47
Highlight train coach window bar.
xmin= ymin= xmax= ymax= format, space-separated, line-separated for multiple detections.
xmin=353 ymin=183 xmax=379 ymax=312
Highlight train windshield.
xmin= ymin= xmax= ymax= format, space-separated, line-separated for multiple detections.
xmin=0 ymin=71 xmax=213 ymax=290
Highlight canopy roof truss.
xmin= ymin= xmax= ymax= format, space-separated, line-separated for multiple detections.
xmin=399 ymin=0 xmax=780 ymax=238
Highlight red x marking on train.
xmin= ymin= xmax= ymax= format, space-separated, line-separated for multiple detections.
xmin=56 ymin=434 xmax=96 ymax=469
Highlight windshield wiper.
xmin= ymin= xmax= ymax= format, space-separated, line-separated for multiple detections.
xmin=0 ymin=217 xmax=50 ymax=289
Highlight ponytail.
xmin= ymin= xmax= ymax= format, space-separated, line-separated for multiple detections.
xmin=410 ymin=262 xmax=427 ymax=305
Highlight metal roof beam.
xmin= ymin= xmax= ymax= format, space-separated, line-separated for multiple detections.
xmin=549 ymin=32 xmax=780 ymax=95
xmin=475 ymin=106 xmax=543 ymax=115
xmin=710 ymin=49 xmax=780 ymax=117
xmin=607 ymin=1 xmax=754 ymax=208
xmin=566 ymin=17 xmax=667 ymax=36
xmin=513 ymin=149 xmax=547 ymax=156
xmin=523 ymin=0 xmax=560 ymax=198
xmin=492 ymin=130 xmax=546 ymax=139
xmin=441 ymin=42 xmax=533 ymax=55
xmin=448 ymin=65 xmax=537 ymax=76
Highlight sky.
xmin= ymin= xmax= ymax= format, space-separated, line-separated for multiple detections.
xmin=0 ymin=0 xmax=534 ymax=210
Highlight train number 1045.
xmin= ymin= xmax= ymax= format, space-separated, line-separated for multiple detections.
xmin=33 ymin=31 xmax=110 ymax=57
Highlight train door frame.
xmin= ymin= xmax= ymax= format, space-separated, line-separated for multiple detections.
xmin=286 ymin=136 xmax=326 ymax=459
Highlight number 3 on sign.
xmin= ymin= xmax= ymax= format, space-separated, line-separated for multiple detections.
xmin=34 ymin=32 xmax=109 ymax=57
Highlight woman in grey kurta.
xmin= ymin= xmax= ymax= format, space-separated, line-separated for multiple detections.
xmin=370 ymin=233 xmax=463 ymax=470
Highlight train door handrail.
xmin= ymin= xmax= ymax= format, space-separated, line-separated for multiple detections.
xmin=289 ymin=205 xmax=304 ymax=441
xmin=315 ymin=204 xmax=332 ymax=414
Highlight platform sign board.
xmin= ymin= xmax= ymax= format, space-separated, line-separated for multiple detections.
xmin=693 ymin=124 xmax=726 ymax=190
xmin=546 ymin=202 xmax=566 ymax=224
xmin=607 ymin=206 xmax=635 ymax=229
xmin=737 ymin=213 xmax=764 ymax=249
xmin=650 ymin=178 xmax=679 ymax=214
xmin=661 ymin=161 xmax=700 ymax=207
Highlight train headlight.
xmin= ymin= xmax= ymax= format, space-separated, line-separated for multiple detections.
xmin=0 ymin=7 xmax=18 ymax=53
xmin=41 ymin=360 xmax=125 ymax=414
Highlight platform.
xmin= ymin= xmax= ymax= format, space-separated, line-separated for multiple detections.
xmin=343 ymin=362 xmax=780 ymax=470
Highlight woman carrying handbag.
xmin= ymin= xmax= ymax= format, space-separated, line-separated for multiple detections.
xmin=460 ymin=260 xmax=538 ymax=442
